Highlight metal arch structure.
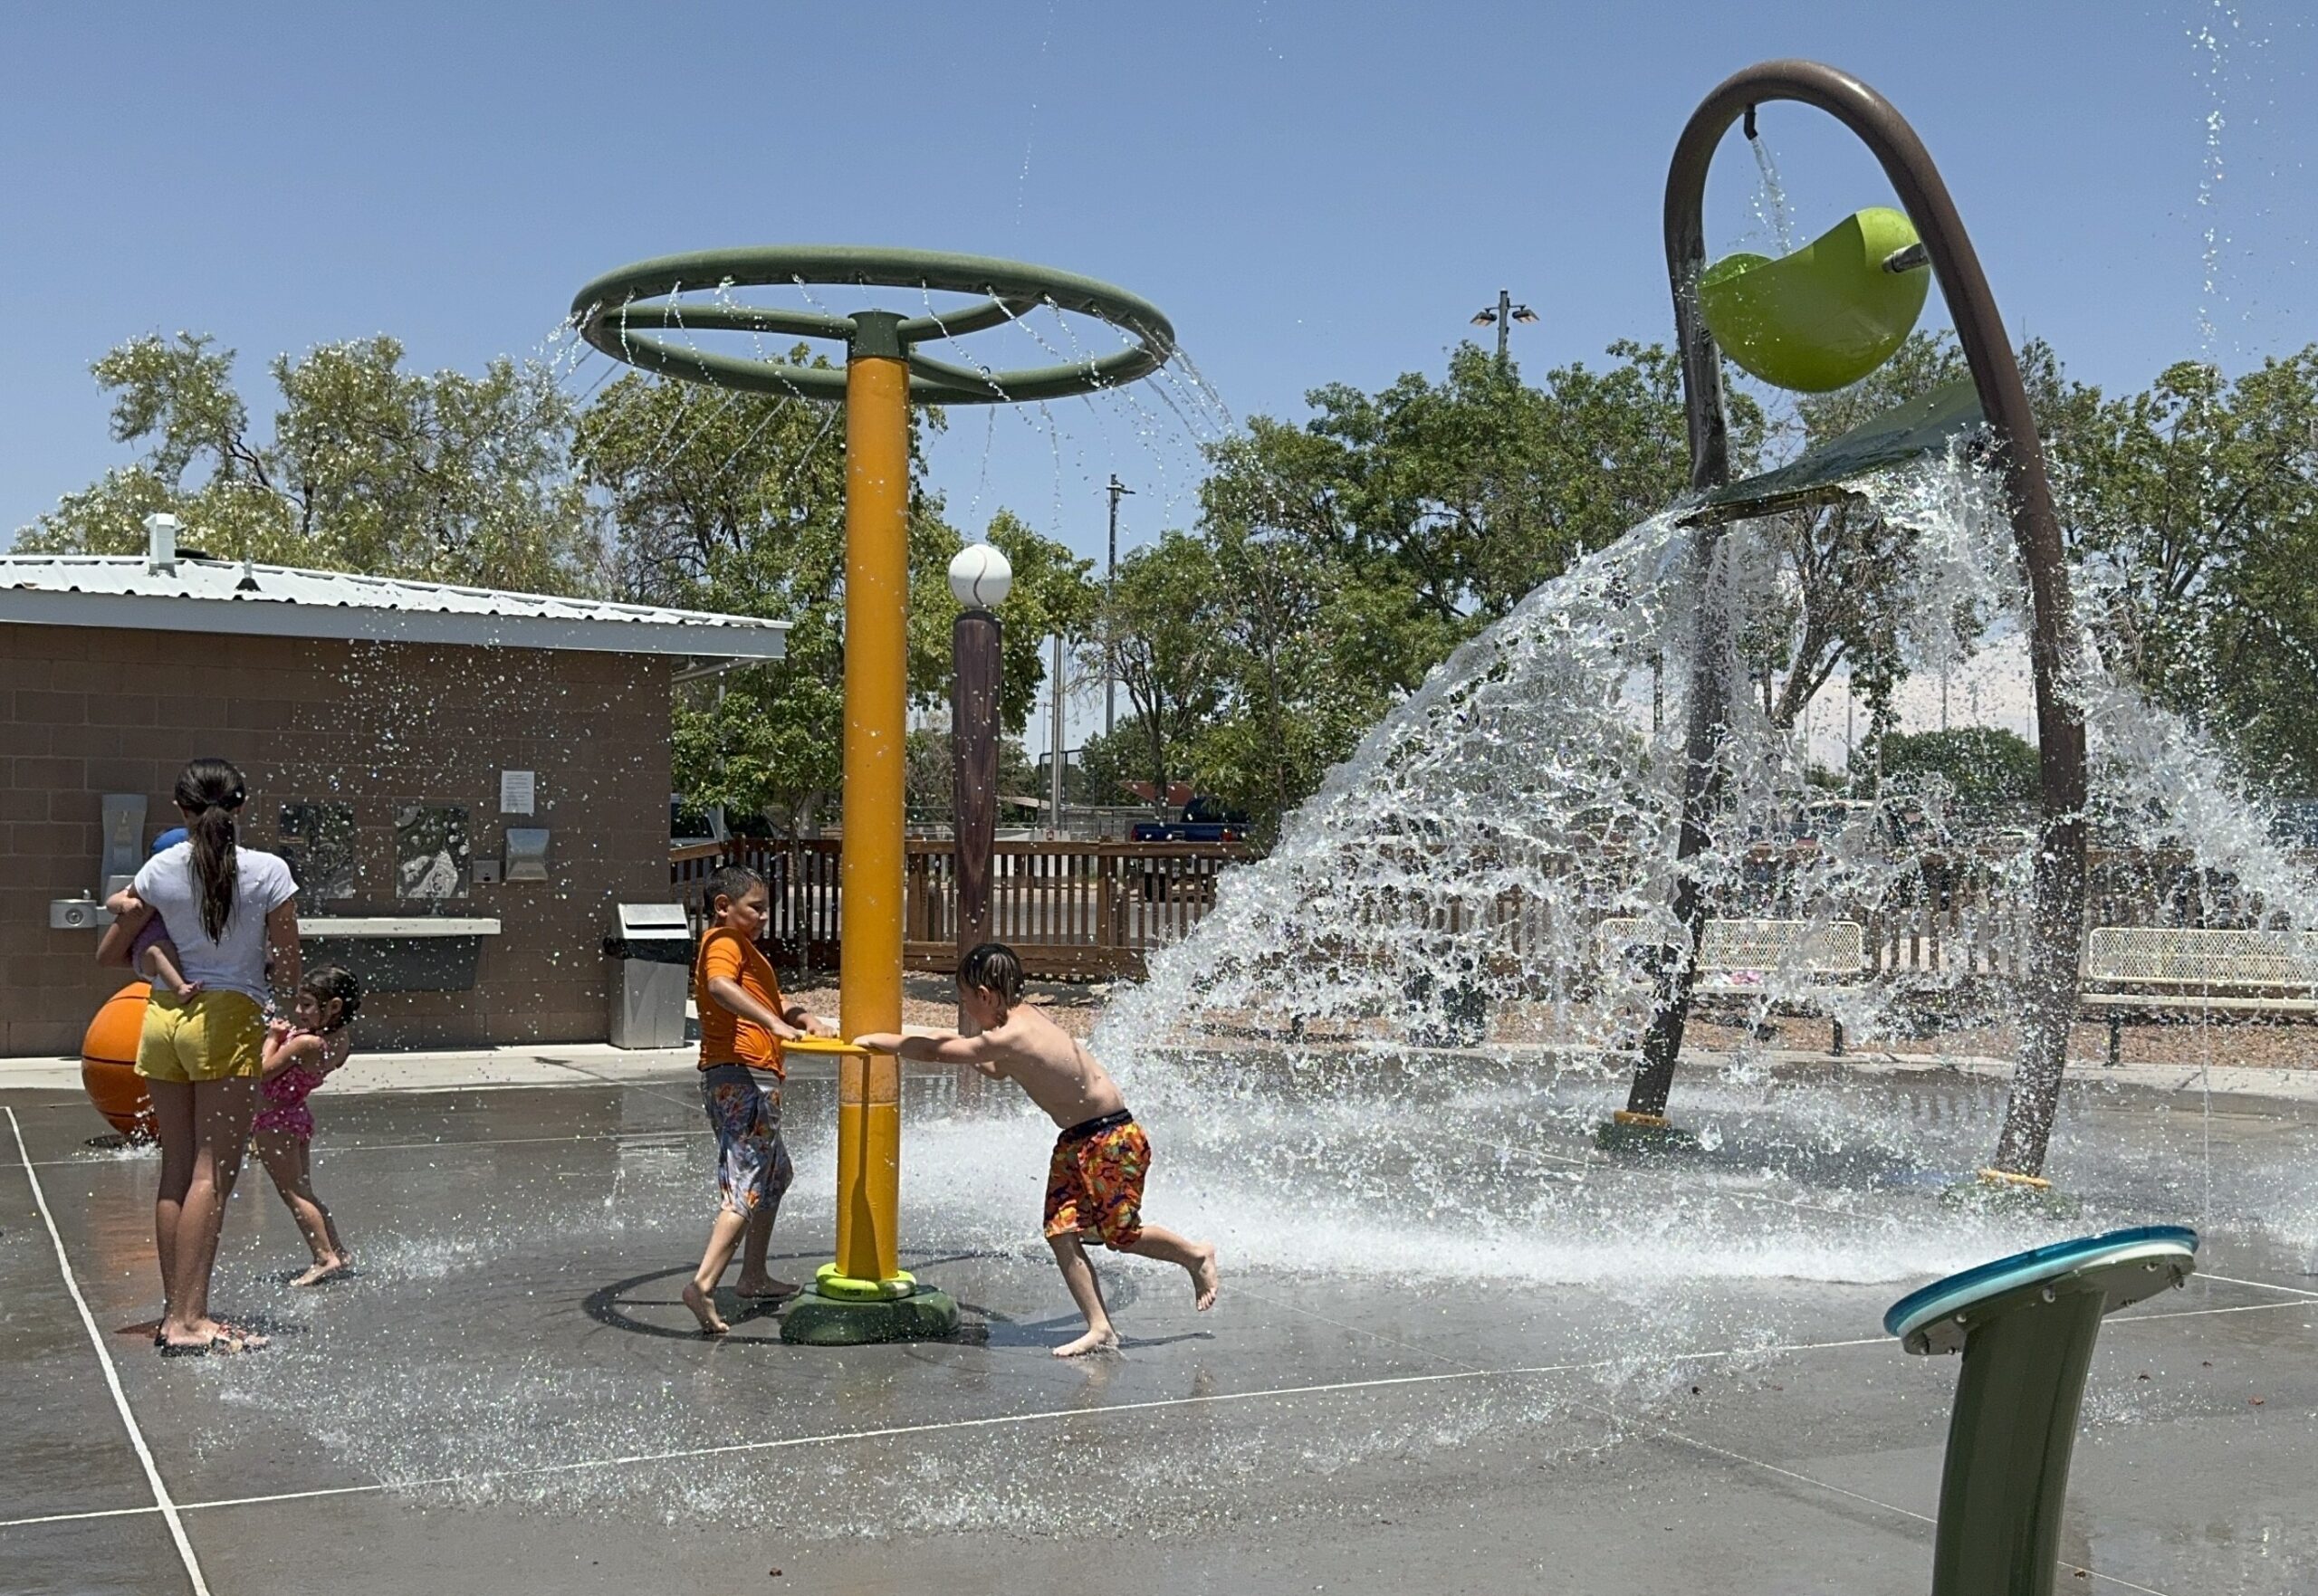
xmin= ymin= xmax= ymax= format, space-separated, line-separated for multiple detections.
xmin=570 ymin=245 xmax=1176 ymax=406
xmin=573 ymin=245 xmax=1177 ymax=1336
xmin=1624 ymin=61 xmax=2089 ymax=1180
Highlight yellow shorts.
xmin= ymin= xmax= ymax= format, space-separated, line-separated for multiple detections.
xmin=136 ymin=990 xmax=265 ymax=1084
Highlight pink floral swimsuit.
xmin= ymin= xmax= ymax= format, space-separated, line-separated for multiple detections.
xmin=252 ymin=1028 xmax=349 ymax=1142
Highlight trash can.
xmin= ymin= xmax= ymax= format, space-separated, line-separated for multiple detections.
xmin=605 ymin=903 xmax=694 ymax=1049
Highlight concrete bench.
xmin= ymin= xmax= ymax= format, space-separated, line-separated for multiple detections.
xmin=2081 ymin=925 xmax=2318 ymax=1065
xmin=1597 ymin=917 xmax=1866 ymax=1055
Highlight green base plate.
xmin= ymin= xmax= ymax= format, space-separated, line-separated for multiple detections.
xmin=1594 ymin=1119 xmax=1704 ymax=1154
xmin=779 ymin=1288 xmax=962 ymax=1346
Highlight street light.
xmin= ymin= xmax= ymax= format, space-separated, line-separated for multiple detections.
xmin=947 ymin=542 xmax=1011 ymax=1015
xmin=1105 ymin=474 xmax=1133 ymax=738
xmin=1470 ymin=289 xmax=1539 ymax=366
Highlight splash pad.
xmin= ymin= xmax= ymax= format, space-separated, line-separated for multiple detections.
xmin=14 ymin=66 xmax=2294 ymax=1596
xmin=571 ymin=248 xmax=1175 ymax=1341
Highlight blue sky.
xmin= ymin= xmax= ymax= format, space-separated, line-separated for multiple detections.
xmin=2 ymin=0 xmax=2310 ymax=579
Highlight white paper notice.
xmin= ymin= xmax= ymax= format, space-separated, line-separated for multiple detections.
xmin=499 ymin=769 xmax=536 ymax=816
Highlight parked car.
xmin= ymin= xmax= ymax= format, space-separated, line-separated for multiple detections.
xmin=1132 ymin=797 xmax=1249 ymax=900
xmin=1130 ymin=795 xmax=1250 ymax=846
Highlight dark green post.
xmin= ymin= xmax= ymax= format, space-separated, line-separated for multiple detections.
xmin=1887 ymin=1227 xmax=2197 ymax=1596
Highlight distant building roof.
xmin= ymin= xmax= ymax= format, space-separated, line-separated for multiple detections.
xmin=0 ymin=554 xmax=785 ymax=667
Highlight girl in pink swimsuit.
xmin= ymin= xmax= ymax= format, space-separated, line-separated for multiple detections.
xmin=254 ymin=966 xmax=362 ymax=1285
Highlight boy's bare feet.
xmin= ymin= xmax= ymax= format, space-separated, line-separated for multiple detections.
xmin=681 ymin=1282 xmax=729 ymax=1335
xmin=1190 ymin=1246 xmax=1221 ymax=1311
xmin=734 ymin=1276 xmax=798 ymax=1303
xmin=1052 ymin=1326 xmax=1122 ymax=1358
xmin=291 ymin=1257 xmax=350 ymax=1287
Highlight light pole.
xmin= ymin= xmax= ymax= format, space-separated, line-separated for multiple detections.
xmin=948 ymin=542 xmax=1011 ymax=1028
xmin=1469 ymin=289 xmax=1539 ymax=367
xmin=1105 ymin=473 xmax=1133 ymax=740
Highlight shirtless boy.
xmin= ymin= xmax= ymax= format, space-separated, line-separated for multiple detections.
xmin=855 ymin=941 xmax=1218 ymax=1356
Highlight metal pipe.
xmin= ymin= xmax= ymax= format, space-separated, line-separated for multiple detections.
xmin=835 ymin=311 xmax=909 ymax=1285
xmin=1631 ymin=61 xmax=2087 ymax=1177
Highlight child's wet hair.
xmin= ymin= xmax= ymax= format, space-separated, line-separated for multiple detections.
xmin=302 ymin=964 xmax=362 ymax=1031
xmin=957 ymin=941 xmax=1024 ymax=1004
xmin=708 ymin=864 xmax=765 ymax=912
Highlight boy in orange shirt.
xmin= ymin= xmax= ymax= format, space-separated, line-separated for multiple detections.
xmin=684 ymin=865 xmax=830 ymax=1335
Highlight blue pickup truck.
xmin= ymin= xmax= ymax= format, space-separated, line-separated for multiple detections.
xmin=1130 ymin=796 xmax=1250 ymax=845
xmin=1130 ymin=798 xmax=1248 ymax=901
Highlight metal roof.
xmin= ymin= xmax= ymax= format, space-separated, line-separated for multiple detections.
xmin=0 ymin=554 xmax=786 ymax=664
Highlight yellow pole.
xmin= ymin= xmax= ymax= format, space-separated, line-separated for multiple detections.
xmin=835 ymin=317 xmax=908 ymax=1288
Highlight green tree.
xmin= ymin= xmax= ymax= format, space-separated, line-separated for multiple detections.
xmin=1179 ymin=523 xmax=1384 ymax=837
xmin=1734 ymin=332 xmax=1975 ymax=745
xmin=968 ymin=509 xmax=1098 ymax=740
xmin=1731 ymin=332 xmax=2102 ymax=788
xmin=1088 ymin=529 xmax=1226 ymax=803
xmin=1173 ymin=340 xmax=1740 ymax=835
xmin=1880 ymin=726 xmax=2039 ymax=815
xmin=1199 ymin=339 xmax=1730 ymax=631
xmin=580 ymin=369 xmax=855 ymax=834
xmin=1071 ymin=716 xmax=1150 ymax=807
xmin=18 ymin=331 xmax=602 ymax=593
xmin=2056 ymin=348 xmax=2318 ymax=788
xmin=581 ymin=368 xmax=1094 ymax=832
xmin=904 ymin=726 xmax=1037 ymax=826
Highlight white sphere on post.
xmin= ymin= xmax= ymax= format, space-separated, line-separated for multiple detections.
xmin=947 ymin=542 xmax=1013 ymax=609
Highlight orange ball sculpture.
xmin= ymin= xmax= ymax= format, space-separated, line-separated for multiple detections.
xmin=82 ymin=981 xmax=156 ymax=1142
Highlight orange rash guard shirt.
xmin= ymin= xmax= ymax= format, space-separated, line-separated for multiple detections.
xmin=694 ymin=926 xmax=787 ymax=1077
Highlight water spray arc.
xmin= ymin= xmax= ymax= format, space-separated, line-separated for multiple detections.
xmin=571 ymin=248 xmax=1175 ymax=1339
xmin=1626 ymin=61 xmax=2089 ymax=1182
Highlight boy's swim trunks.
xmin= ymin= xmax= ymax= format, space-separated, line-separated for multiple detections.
xmin=1043 ymin=1109 xmax=1148 ymax=1248
xmin=700 ymin=1063 xmax=795 ymax=1216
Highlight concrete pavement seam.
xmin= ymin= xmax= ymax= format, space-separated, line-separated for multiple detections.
xmin=5 ymin=1106 xmax=211 ymax=1596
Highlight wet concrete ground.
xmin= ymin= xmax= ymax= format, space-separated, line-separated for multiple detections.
xmin=2 ymin=1058 xmax=2313 ymax=1596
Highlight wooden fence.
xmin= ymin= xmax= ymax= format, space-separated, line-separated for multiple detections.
xmin=672 ymin=839 xmax=2304 ymax=986
xmin=672 ymin=838 xmax=1256 ymax=980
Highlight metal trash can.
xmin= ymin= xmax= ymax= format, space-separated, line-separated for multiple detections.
xmin=605 ymin=903 xmax=694 ymax=1049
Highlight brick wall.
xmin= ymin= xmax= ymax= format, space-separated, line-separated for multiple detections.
xmin=1 ymin=623 xmax=672 ymax=1056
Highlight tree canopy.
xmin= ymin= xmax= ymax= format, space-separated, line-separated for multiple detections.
xmin=24 ymin=319 xmax=2318 ymax=836
xmin=576 ymin=372 xmax=1093 ymax=836
xmin=17 ymin=332 xmax=603 ymax=594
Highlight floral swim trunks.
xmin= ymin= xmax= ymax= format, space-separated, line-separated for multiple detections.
xmin=699 ymin=1063 xmax=795 ymax=1217
xmin=1042 ymin=1109 xmax=1149 ymax=1248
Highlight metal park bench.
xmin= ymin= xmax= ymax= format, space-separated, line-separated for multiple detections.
xmin=1597 ymin=916 xmax=1867 ymax=1055
xmin=2080 ymin=925 xmax=2318 ymax=1066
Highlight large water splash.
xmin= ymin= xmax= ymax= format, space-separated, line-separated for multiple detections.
xmin=1085 ymin=444 xmax=2318 ymax=1285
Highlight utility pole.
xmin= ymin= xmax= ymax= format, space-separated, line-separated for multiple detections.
xmin=1105 ymin=474 xmax=1133 ymax=739
xmin=1049 ymin=632 xmax=1067 ymax=839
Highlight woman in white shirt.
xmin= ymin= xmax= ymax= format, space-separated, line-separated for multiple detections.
xmin=102 ymin=758 xmax=300 ymax=1355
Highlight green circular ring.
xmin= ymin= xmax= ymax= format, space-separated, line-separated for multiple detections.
xmin=570 ymin=245 xmax=1176 ymax=405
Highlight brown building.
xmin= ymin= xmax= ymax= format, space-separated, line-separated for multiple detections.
xmin=1 ymin=530 xmax=784 ymax=1055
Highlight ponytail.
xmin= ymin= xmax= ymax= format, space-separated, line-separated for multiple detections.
xmin=173 ymin=758 xmax=246 ymax=941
